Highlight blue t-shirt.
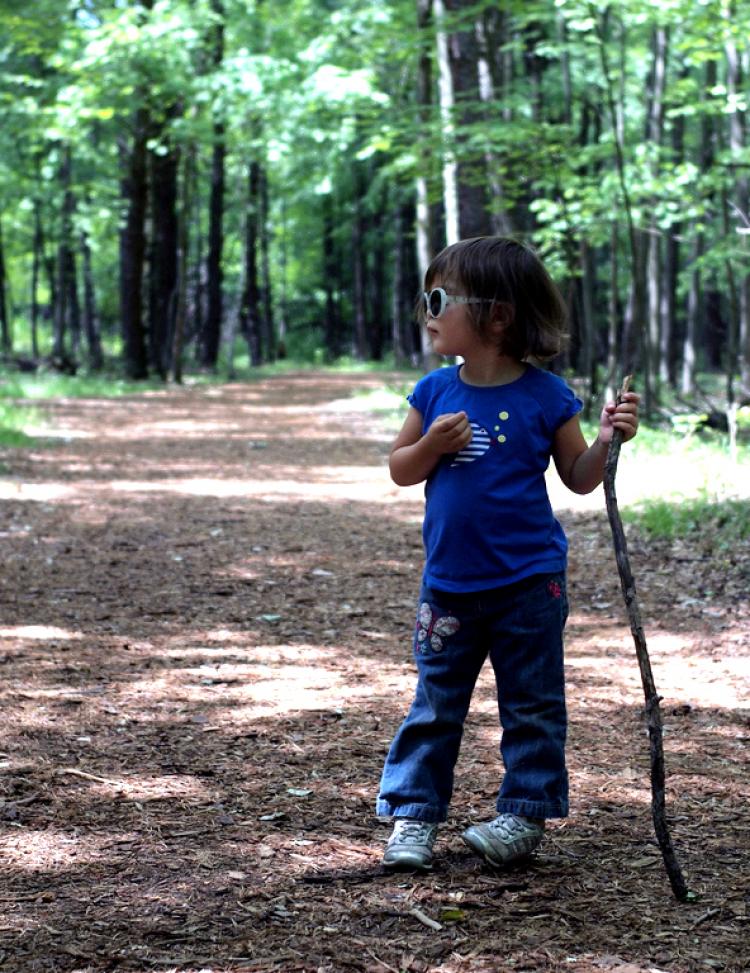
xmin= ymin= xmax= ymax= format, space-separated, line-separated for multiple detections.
xmin=408 ymin=364 xmax=582 ymax=592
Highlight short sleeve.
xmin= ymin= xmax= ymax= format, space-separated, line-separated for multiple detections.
xmin=559 ymin=382 xmax=583 ymax=428
xmin=406 ymin=373 xmax=431 ymax=414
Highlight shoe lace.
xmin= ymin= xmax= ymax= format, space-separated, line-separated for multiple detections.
xmin=488 ymin=814 xmax=528 ymax=839
xmin=393 ymin=819 xmax=434 ymax=843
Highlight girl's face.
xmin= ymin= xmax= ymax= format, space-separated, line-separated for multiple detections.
xmin=424 ymin=278 xmax=498 ymax=360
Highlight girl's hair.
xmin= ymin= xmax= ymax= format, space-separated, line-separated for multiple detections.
xmin=424 ymin=236 xmax=568 ymax=360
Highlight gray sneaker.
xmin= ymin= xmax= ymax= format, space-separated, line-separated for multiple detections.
xmin=462 ymin=813 xmax=545 ymax=866
xmin=382 ymin=818 xmax=439 ymax=871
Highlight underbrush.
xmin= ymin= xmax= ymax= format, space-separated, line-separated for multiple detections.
xmin=0 ymin=400 xmax=38 ymax=447
xmin=623 ymin=493 xmax=750 ymax=546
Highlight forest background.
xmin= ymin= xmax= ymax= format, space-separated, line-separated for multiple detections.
xmin=0 ymin=0 xmax=749 ymax=424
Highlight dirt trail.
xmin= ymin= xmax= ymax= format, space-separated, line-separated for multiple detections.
xmin=0 ymin=372 xmax=747 ymax=973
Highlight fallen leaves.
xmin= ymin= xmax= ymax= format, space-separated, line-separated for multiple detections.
xmin=0 ymin=374 xmax=747 ymax=973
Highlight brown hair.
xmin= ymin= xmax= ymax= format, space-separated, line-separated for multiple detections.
xmin=424 ymin=236 xmax=568 ymax=361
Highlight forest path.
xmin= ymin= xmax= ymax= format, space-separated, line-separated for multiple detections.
xmin=0 ymin=372 xmax=747 ymax=973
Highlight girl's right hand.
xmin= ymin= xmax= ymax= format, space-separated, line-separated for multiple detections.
xmin=425 ymin=411 xmax=473 ymax=455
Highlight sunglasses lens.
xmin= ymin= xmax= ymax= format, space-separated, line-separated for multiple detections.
xmin=428 ymin=289 xmax=444 ymax=317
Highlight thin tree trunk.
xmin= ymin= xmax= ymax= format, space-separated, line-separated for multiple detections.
xmin=580 ymin=239 xmax=597 ymax=408
xmin=370 ymin=205 xmax=386 ymax=361
xmin=443 ymin=0 xmax=490 ymax=238
xmin=352 ymin=190 xmax=368 ymax=360
xmin=31 ymin=201 xmax=44 ymax=359
xmin=391 ymin=205 xmax=406 ymax=365
xmin=415 ymin=0 xmax=433 ymax=281
xmin=322 ymin=193 xmax=341 ymax=361
xmin=0 ymin=217 xmax=10 ymax=354
xmin=682 ymin=235 xmax=702 ymax=394
xmin=661 ymin=95 xmax=685 ymax=387
xmin=119 ymin=106 xmax=150 ymax=380
xmin=148 ymin=116 xmax=180 ymax=379
xmin=201 ymin=0 xmax=226 ymax=368
xmin=276 ymin=194 xmax=288 ymax=359
xmin=172 ymin=141 xmax=195 ymax=384
xmin=476 ymin=10 xmax=513 ymax=236
xmin=605 ymin=223 xmax=620 ymax=400
xmin=591 ymin=7 xmax=650 ymax=413
xmin=434 ymin=0 xmax=459 ymax=245
xmin=644 ymin=25 xmax=669 ymax=402
xmin=240 ymin=160 xmax=262 ymax=367
xmin=55 ymin=144 xmax=80 ymax=365
xmin=80 ymin=227 xmax=102 ymax=371
xmin=259 ymin=163 xmax=274 ymax=361
xmin=725 ymin=14 xmax=750 ymax=394
xmin=188 ymin=149 xmax=204 ymax=349
xmin=682 ymin=61 xmax=717 ymax=394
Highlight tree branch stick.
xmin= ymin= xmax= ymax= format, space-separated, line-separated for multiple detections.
xmin=603 ymin=376 xmax=690 ymax=902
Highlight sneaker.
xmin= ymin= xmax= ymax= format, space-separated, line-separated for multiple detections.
xmin=462 ymin=813 xmax=545 ymax=867
xmin=382 ymin=818 xmax=439 ymax=871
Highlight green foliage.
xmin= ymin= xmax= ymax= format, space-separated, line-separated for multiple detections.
xmin=0 ymin=400 xmax=37 ymax=447
xmin=624 ymin=493 xmax=750 ymax=545
xmin=0 ymin=0 xmax=749 ymax=381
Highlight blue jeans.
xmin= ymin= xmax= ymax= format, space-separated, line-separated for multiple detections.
xmin=376 ymin=572 xmax=569 ymax=823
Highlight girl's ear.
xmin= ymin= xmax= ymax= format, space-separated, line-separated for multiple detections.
xmin=488 ymin=301 xmax=514 ymax=338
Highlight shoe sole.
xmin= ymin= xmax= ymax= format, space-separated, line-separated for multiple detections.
xmin=382 ymin=855 xmax=433 ymax=872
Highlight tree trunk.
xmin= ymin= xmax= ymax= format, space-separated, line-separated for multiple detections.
xmin=593 ymin=9 xmax=651 ymax=413
xmin=351 ymin=191 xmax=368 ymax=360
xmin=606 ymin=223 xmax=620 ymax=400
xmin=0 ymin=217 xmax=10 ymax=354
xmin=188 ymin=149 xmax=205 ymax=350
xmin=200 ymin=0 xmax=226 ymax=368
xmin=579 ymin=239 xmax=597 ymax=409
xmin=433 ymin=0 xmax=459 ymax=245
xmin=391 ymin=204 xmax=407 ymax=365
xmin=259 ymin=163 xmax=274 ymax=362
xmin=81 ymin=227 xmax=103 ymax=371
xmin=476 ymin=9 xmax=513 ymax=236
xmin=239 ymin=159 xmax=262 ymax=367
xmin=661 ymin=91 xmax=685 ymax=388
xmin=119 ymin=106 xmax=150 ymax=380
xmin=415 ymin=0 xmax=433 ymax=280
xmin=725 ymin=16 xmax=750 ymax=394
xmin=644 ymin=25 xmax=669 ymax=402
xmin=370 ymin=206 xmax=386 ymax=361
xmin=682 ymin=235 xmax=702 ymax=395
xmin=148 ymin=119 xmax=180 ymax=379
xmin=171 ymin=141 xmax=196 ymax=384
xmin=442 ymin=0 xmax=491 ymax=238
xmin=322 ymin=193 xmax=341 ymax=361
xmin=53 ymin=144 xmax=80 ymax=364
xmin=276 ymin=195 xmax=289 ymax=358
xmin=682 ymin=61 xmax=717 ymax=394
xmin=31 ymin=200 xmax=44 ymax=359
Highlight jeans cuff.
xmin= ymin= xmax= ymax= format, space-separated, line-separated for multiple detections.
xmin=496 ymin=798 xmax=568 ymax=819
xmin=375 ymin=799 xmax=446 ymax=823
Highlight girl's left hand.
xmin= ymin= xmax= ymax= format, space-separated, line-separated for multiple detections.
xmin=598 ymin=391 xmax=640 ymax=444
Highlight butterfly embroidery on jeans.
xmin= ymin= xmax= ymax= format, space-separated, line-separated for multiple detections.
xmin=417 ymin=602 xmax=460 ymax=652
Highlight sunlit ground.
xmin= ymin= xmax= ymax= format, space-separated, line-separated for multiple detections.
xmin=1 ymin=375 xmax=746 ymax=972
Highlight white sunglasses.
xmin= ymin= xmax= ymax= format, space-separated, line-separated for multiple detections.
xmin=422 ymin=287 xmax=493 ymax=318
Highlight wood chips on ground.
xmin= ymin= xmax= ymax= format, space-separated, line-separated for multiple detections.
xmin=0 ymin=372 xmax=747 ymax=973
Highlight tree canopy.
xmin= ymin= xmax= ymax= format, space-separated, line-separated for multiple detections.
xmin=0 ymin=0 xmax=748 ymax=408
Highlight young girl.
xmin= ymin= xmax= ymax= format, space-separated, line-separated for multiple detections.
xmin=377 ymin=237 xmax=640 ymax=871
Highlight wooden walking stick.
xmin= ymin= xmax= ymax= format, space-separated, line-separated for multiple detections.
xmin=602 ymin=376 xmax=690 ymax=902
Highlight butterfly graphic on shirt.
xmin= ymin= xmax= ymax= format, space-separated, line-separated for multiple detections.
xmin=450 ymin=421 xmax=492 ymax=467
xmin=416 ymin=602 xmax=461 ymax=653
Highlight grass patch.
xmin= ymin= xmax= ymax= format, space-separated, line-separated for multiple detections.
xmin=623 ymin=493 xmax=750 ymax=545
xmin=0 ymin=400 xmax=39 ymax=447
